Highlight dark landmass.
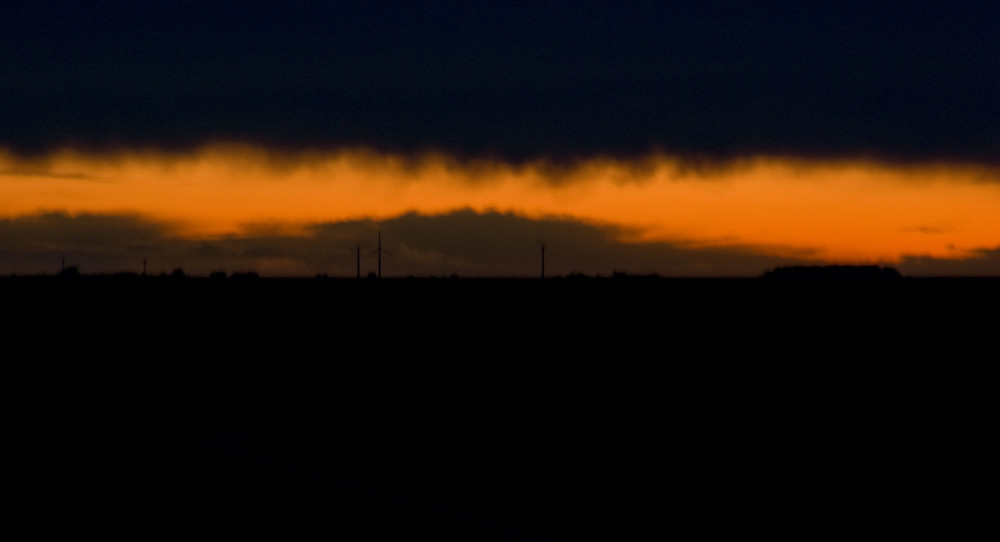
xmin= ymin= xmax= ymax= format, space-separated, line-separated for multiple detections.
xmin=5 ymin=271 xmax=995 ymax=539
xmin=761 ymin=264 xmax=903 ymax=280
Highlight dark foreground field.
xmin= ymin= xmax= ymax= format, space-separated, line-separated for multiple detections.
xmin=5 ymin=275 xmax=996 ymax=540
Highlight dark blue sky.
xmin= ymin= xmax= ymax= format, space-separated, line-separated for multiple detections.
xmin=3 ymin=1 xmax=998 ymax=165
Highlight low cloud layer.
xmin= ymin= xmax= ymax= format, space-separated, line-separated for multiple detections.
xmin=0 ymin=210 xmax=805 ymax=277
xmin=898 ymin=248 xmax=1000 ymax=277
xmin=2 ymin=209 xmax=992 ymax=278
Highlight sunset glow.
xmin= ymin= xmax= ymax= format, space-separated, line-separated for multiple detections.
xmin=7 ymin=6 xmax=998 ymax=541
xmin=2 ymin=146 xmax=998 ymax=276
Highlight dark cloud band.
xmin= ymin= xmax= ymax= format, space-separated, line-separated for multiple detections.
xmin=3 ymin=2 xmax=997 ymax=165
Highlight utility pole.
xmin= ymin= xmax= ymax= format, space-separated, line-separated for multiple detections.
xmin=540 ymin=244 xmax=545 ymax=279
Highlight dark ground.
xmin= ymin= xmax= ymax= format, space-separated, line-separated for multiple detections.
xmin=5 ymin=275 xmax=996 ymax=539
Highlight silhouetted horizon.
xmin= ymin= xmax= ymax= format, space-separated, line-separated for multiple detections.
xmin=9 ymin=258 xmax=994 ymax=541
xmin=5 ymin=4 xmax=996 ymax=537
xmin=6 ymin=263 xmax=999 ymax=281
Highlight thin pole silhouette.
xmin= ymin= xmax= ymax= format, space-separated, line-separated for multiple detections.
xmin=540 ymin=244 xmax=545 ymax=279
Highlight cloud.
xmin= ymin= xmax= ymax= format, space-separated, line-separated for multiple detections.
xmin=897 ymin=246 xmax=1000 ymax=277
xmin=0 ymin=211 xmax=170 ymax=273
xmin=4 ymin=209 xmax=995 ymax=277
xmin=1 ymin=209 xmax=816 ymax=278
xmin=0 ymin=169 xmax=110 ymax=182
xmin=902 ymin=224 xmax=956 ymax=235
xmin=370 ymin=209 xmax=819 ymax=277
xmin=3 ymin=2 xmax=997 ymax=166
xmin=0 ymin=211 xmax=166 ymax=249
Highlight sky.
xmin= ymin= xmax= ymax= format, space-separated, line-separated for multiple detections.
xmin=2 ymin=1 xmax=998 ymax=277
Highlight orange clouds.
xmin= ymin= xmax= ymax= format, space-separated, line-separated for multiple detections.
xmin=2 ymin=146 xmax=998 ymax=267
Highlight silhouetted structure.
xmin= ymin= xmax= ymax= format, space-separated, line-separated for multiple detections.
xmin=540 ymin=244 xmax=545 ymax=279
xmin=761 ymin=265 xmax=902 ymax=280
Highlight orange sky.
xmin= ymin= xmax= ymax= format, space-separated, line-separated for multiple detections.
xmin=2 ymin=145 xmax=999 ymax=270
